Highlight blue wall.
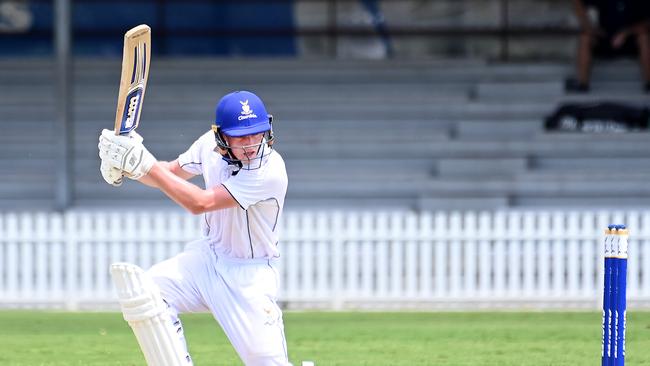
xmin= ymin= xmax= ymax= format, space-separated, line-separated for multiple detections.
xmin=0 ymin=1 xmax=296 ymax=56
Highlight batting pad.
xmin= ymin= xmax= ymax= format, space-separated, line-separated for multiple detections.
xmin=110 ymin=262 xmax=190 ymax=366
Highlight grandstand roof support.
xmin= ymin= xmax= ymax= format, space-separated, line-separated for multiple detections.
xmin=54 ymin=0 xmax=73 ymax=210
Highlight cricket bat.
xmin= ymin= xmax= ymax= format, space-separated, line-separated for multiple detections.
xmin=114 ymin=24 xmax=151 ymax=136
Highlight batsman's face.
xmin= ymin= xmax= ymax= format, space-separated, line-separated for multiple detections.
xmin=224 ymin=132 xmax=265 ymax=162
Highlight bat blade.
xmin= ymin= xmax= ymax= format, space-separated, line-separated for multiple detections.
xmin=114 ymin=24 xmax=151 ymax=136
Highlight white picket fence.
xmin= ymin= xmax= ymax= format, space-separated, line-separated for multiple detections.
xmin=1 ymin=210 xmax=650 ymax=310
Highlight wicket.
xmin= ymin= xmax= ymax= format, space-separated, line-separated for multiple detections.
xmin=602 ymin=224 xmax=628 ymax=366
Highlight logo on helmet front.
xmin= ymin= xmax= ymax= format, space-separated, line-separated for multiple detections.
xmin=238 ymin=100 xmax=258 ymax=120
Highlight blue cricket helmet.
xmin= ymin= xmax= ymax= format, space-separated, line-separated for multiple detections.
xmin=214 ymin=90 xmax=271 ymax=136
xmin=211 ymin=90 xmax=275 ymax=171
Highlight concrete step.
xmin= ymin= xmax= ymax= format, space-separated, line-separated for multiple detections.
xmin=284 ymin=197 xmax=415 ymax=211
xmin=0 ymin=182 xmax=53 ymax=199
xmin=437 ymin=158 xmax=528 ymax=178
xmin=474 ymin=81 xmax=563 ymax=101
xmin=454 ymin=119 xmax=543 ymax=140
xmin=512 ymin=196 xmax=650 ymax=208
xmin=286 ymin=177 xmax=650 ymax=199
xmin=286 ymin=159 xmax=435 ymax=180
xmin=531 ymin=157 xmax=650 ymax=171
xmin=417 ymin=196 xmax=509 ymax=211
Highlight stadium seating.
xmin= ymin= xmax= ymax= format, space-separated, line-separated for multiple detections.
xmin=1 ymin=58 xmax=648 ymax=211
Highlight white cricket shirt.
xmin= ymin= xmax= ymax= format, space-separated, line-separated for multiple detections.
xmin=177 ymin=131 xmax=288 ymax=259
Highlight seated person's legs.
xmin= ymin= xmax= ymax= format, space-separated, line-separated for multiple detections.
xmin=632 ymin=24 xmax=650 ymax=91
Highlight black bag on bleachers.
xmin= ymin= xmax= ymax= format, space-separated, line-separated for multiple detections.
xmin=544 ymin=102 xmax=649 ymax=132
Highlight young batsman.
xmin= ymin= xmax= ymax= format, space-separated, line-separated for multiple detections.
xmin=98 ymin=90 xmax=290 ymax=365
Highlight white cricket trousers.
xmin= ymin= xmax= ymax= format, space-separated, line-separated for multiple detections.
xmin=147 ymin=238 xmax=290 ymax=366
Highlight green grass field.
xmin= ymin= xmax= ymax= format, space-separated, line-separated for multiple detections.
xmin=1 ymin=310 xmax=649 ymax=365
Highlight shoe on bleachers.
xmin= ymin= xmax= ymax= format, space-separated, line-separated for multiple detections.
xmin=564 ymin=77 xmax=590 ymax=93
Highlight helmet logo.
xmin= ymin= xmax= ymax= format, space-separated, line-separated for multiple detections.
xmin=238 ymin=100 xmax=258 ymax=121
xmin=240 ymin=100 xmax=252 ymax=115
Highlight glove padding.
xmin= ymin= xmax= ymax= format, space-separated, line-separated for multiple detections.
xmin=100 ymin=159 xmax=124 ymax=187
xmin=98 ymin=129 xmax=156 ymax=180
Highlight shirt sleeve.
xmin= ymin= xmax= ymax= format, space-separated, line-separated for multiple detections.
xmin=177 ymin=132 xmax=209 ymax=176
xmin=222 ymin=165 xmax=288 ymax=210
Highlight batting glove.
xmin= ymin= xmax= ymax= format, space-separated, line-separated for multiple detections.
xmin=100 ymin=159 xmax=124 ymax=187
xmin=99 ymin=129 xmax=156 ymax=180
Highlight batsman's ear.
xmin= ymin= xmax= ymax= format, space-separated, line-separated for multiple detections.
xmin=211 ymin=124 xmax=228 ymax=156
xmin=267 ymin=114 xmax=275 ymax=147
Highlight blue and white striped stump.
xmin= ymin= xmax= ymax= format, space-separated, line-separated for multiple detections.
xmin=602 ymin=225 xmax=628 ymax=366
